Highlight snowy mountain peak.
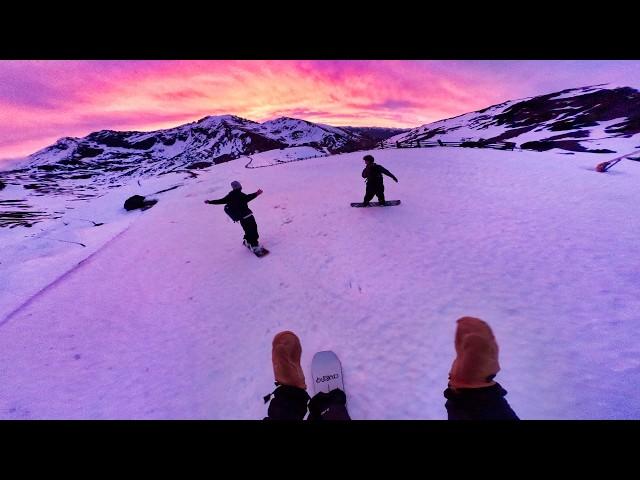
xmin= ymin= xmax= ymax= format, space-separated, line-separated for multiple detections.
xmin=260 ymin=116 xmax=367 ymax=151
xmin=546 ymin=83 xmax=609 ymax=100
xmin=262 ymin=116 xmax=334 ymax=132
xmin=264 ymin=116 xmax=303 ymax=124
xmin=29 ymin=136 xmax=82 ymax=166
xmin=195 ymin=114 xmax=257 ymax=127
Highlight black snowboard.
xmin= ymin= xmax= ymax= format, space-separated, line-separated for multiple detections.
xmin=244 ymin=241 xmax=270 ymax=257
xmin=351 ymin=200 xmax=401 ymax=208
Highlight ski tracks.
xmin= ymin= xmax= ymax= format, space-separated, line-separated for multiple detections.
xmin=0 ymin=224 xmax=134 ymax=328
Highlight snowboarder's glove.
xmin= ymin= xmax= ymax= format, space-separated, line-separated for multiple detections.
xmin=264 ymin=385 xmax=310 ymax=421
xmin=308 ymin=389 xmax=347 ymax=420
xmin=448 ymin=317 xmax=500 ymax=390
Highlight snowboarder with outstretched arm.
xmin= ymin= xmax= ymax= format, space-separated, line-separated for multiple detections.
xmin=204 ymin=181 xmax=265 ymax=254
xmin=361 ymin=154 xmax=398 ymax=207
xmin=263 ymin=316 xmax=518 ymax=420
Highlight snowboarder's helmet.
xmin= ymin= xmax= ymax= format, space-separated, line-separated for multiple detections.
xmin=231 ymin=180 xmax=242 ymax=190
xmin=363 ymin=155 xmax=374 ymax=163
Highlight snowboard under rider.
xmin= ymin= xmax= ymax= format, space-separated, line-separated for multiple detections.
xmin=204 ymin=180 xmax=264 ymax=253
xmin=263 ymin=317 xmax=519 ymax=420
xmin=361 ymin=154 xmax=398 ymax=207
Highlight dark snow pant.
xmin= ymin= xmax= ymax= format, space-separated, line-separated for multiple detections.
xmin=264 ymin=385 xmax=351 ymax=421
xmin=443 ymin=383 xmax=519 ymax=420
xmin=363 ymin=182 xmax=385 ymax=205
xmin=240 ymin=215 xmax=259 ymax=247
xmin=265 ymin=383 xmax=519 ymax=420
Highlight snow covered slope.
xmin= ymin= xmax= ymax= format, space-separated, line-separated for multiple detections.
xmin=388 ymin=84 xmax=640 ymax=154
xmin=0 ymin=147 xmax=638 ymax=419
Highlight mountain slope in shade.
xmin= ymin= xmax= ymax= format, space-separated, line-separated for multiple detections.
xmin=387 ymin=85 xmax=640 ymax=153
xmin=341 ymin=126 xmax=412 ymax=143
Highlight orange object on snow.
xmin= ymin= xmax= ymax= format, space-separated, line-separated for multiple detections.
xmin=272 ymin=331 xmax=307 ymax=390
xmin=449 ymin=317 xmax=501 ymax=389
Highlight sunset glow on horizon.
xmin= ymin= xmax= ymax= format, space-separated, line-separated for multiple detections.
xmin=1 ymin=60 xmax=640 ymax=162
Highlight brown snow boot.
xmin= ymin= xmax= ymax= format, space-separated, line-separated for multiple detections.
xmin=272 ymin=331 xmax=306 ymax=390
xmin=448 ymin=316 xmax=501 ymax=390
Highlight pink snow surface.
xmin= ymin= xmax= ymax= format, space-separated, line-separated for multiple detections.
xmin=0 ymin=147 xmax=638 ymax=419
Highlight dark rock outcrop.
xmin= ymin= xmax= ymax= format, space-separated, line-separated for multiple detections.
xmin=124 ymin=195 xmax=157 ymax=211
xmin=186 ymin=161 xmax=212 ymax=169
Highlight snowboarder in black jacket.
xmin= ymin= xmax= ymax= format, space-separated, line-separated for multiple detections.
xmin=361 ymin=154 xmax=398 ymax=206
xmin=204 ymin=180 xmax=264 ymax=253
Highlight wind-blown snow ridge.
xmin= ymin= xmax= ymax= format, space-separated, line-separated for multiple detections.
xmin=0 ymin=225 xmax=133 ymax=328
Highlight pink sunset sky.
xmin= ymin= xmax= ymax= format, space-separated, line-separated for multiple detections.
xmin=1 ymin=60 xmax=640 ymax=163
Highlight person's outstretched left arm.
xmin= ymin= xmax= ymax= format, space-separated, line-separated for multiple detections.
xmin=245 ymin=189 xmax=263 ymax=202
xmin=379 ymin=166 xmax=398 ymax=182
